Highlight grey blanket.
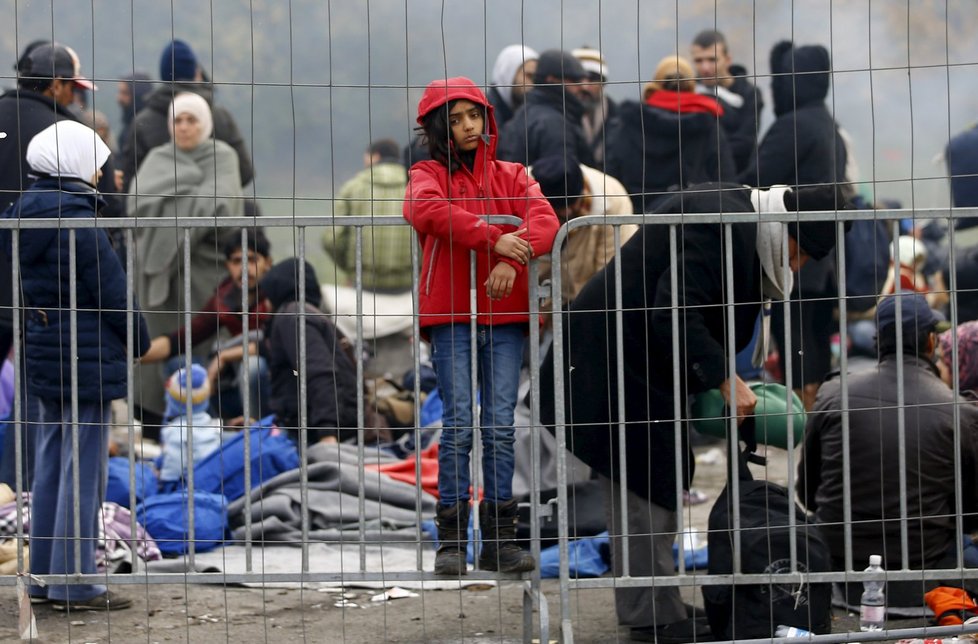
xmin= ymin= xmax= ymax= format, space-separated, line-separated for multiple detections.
xmin=227 ymin=444 xmax=435 ymax=543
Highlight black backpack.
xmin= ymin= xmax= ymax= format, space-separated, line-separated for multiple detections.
xmin=702 ymin=443 xmax=833 ymax=639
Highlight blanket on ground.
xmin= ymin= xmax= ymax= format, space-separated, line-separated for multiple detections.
xmin=227 ymin=443 xmax=435 ymax=543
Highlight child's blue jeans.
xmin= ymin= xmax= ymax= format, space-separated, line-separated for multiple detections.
xmin=430 ymin=323 xmax=524 ymax=506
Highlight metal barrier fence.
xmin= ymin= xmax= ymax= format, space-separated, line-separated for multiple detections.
xmin=2 ymin=209 xmax=978 ymax=643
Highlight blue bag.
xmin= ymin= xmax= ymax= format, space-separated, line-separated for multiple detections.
xmin=539 ymin=532 xmax=610 ymax=579
xmin=136 ymin=490 xmax=227 ymax=555
xmin=191 ymin=416 xmax=298 ymax=502
xmin=105 ymin=456 xmax=158 ymax=508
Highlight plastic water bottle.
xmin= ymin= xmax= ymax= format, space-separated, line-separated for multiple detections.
xmin=775 ymin=625 xmax=812 ymax=638
xmin=860 ymin=554 xmax=886 ymax=631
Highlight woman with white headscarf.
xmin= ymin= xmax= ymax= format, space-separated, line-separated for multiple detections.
xmin=487 ymin=44 xmax=539 ymax=129
xmin=0 ymin=120 xmax=150 ymax=610
xmin=128 ymin=92 xmax=243 ymax=415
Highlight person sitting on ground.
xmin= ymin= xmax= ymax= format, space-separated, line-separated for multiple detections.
xmin=139 ymin=228 xmax=273 ymax=421
xmin=259 ymin=258 xmax=359 ymax=445
xmin=799 ymin=294 xmax=978 ymax=607
xmin=158 ymin=365 xmax=222 ymax=489
xmin=937 ymin=320 xmax=978 ymax=400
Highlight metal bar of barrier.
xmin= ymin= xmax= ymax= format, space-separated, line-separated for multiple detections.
xmin=669 ymin=224 xmax=685 ymax=576
xmin=891 ymin=220 xmax=911 ymax=571
xmin=125 ymin=229 xmax=138 ymax=574
xmin=68 ymin=229 xmax=82 ymax=573
xmin=298 ymin=226 xmax=310 ymax=573
xmin=183 ymin=228 xmax=196 ymax=567
xmin=612 ymin=223 xmax=629 ymax=579
xmin=11 ymin=230 xmax=24 ymax=571
xmin=240 ymin=227 xmax=254 ymax=572
xmin=355 ymin=225 xmax=367 ymax=571
xmin=947 ymin=216 xmax=966 ymax=569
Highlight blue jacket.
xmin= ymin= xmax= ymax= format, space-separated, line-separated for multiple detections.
xmin=1 ymin=177 xmax=150 ymax=402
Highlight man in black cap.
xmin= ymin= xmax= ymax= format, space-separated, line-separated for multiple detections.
xmin=0 ymin=43 xmax=92 ymax=210
xmin=539 ymin=182 xmax=846 ymax=643
xmin=798 ymin=293 xmax=978 ymax=609
xmin=498 ymin=49 xmax=595 ymax=167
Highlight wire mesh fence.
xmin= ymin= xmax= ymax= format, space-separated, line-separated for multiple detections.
xmin=3 ymin=1 xmax=978 ymax=642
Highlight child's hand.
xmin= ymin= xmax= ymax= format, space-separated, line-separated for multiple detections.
xmin=494 ymin=229 xmax=531 ymax=265
xmin=485 ymin=263 xmax=518 ymax=300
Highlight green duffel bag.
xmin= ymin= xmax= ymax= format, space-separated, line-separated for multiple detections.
xmin=690 ymin=383 xmax=805 ymax=450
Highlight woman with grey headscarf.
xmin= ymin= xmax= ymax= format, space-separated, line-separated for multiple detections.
xmin=128 ymin=92 xmax=242 ymax=414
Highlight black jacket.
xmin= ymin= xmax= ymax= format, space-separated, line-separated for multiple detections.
xmin=798 ymin=355 xmax=978 ymax=572
xmin=0 ymin=89 xmax=79 ymax=210
xmin=540 ymin=184 xmax=763 ymax=510
xmin=0 ymin=88 xmax=81 ymax=332
xmin=606 ymin=100 xmax=737 ymax=213
xmin=118 ymin=82 xmax=253 ymax=191
xmin=739 ymin=42 xmax=846 ymax=189
xmin=260 ymin=259 xmax=358 ymax=443
xmin=487 ymin=86 xmax=515 ymax=130
xmin=741 ymin=42 xmax=847 ymax=299
xmin=708 ymin=66 xmax=763 ymax=174
xmin=497 ymin=85 xmax=594 ymax=167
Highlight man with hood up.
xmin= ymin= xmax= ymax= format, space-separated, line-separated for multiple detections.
xmin=118 ymin=39 xmax=253 ymax=191
xmin=498 ymin=49 xmax=594 ymax=167
xmin=259 ymin=258 xmax=358 ymax=445
xmin=487 ymin=44 xmax=538 ymax=130
xmin=740 ymin=40 xmax=849 ymax=410
xmin=539 ymin=182 xmax=847 ymax=643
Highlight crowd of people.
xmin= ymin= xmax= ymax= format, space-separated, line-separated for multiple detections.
xmin=0 ymin=27 xmax=976 ymax=642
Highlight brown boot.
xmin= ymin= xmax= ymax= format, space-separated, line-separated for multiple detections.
xmin=478 ymin=500 xmax=535 ymax=573
xmin=434 ymin=502 xmax=469 ymax=576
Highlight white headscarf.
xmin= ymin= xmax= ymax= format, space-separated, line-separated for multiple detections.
xmin=750 ymin=185 xmax=794 ymax=367
xmin=167 ymin=92 xmax=214 ymax=145
xmin=491 ymin=44 xmax=539 ymax=109
xmin=26 ymin=120 xmax=110 ymax=184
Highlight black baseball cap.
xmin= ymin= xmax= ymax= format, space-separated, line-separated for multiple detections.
xmin=25 ymin=43 xmax=96 ymax=90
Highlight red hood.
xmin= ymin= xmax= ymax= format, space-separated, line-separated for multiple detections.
xmin=416 ymin=76 xmax=498 ymax=140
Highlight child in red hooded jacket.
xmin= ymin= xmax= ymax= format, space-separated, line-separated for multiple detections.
xmin=404 ymin=77 xmax=558 ymax=575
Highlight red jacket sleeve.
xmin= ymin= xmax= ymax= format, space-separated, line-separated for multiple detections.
xmin=403 ymin=163 xmax=503 ymax=252
xmin=501 ymin=165 xmax=559 ymax=275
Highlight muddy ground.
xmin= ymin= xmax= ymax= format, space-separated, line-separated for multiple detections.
xmin=0 ymin=446 xmax=929 ymax=643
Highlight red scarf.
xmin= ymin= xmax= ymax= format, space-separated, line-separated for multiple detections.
xmin=646 ymin=89 xmax=724 ymax=117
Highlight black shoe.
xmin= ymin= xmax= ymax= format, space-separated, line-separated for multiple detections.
xmin=630 ymin=617 xmax=713 ymax=643
xmin=52 ymin=590 xmax=132 ymax=612
xmin=434 ymin=502 xmax=470 ymax=576
xmin=478 ymin=500 xmax=535 ymax=573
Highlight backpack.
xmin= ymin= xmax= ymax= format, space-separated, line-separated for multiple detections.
xmin=702 ymin=445 xmax=833 ymax=639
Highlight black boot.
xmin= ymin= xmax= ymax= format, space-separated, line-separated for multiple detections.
xmin=434 ymin=502 xmax=469 ymax=576
xmin=478 ymin=500 xmax=535 ymax=573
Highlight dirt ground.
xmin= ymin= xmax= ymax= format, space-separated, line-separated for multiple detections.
xmin=0 ymin=445 xmax=929 ymax=643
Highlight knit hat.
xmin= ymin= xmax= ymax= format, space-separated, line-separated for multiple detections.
xmin=533 ymin=49 xmax=587 ymax=84
xmin=167 ymin=92 xmax=214 ymax=144
xmin=939 ymin=321 xmax=978 ymax=396
xmin=531 ymin=155 xmax=584 ymax=212
xmin=644 ymin=55 xmax=695 ymax=97
xmin=164 ymin=364 xmax=211 ymax=421
xmin=572 ymin=47 xmax=608 ymax=80
xmin=491 ymin=44 xmax=539 ymax=109
xmin=160 ymin=39 xmax=198 ymax=82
